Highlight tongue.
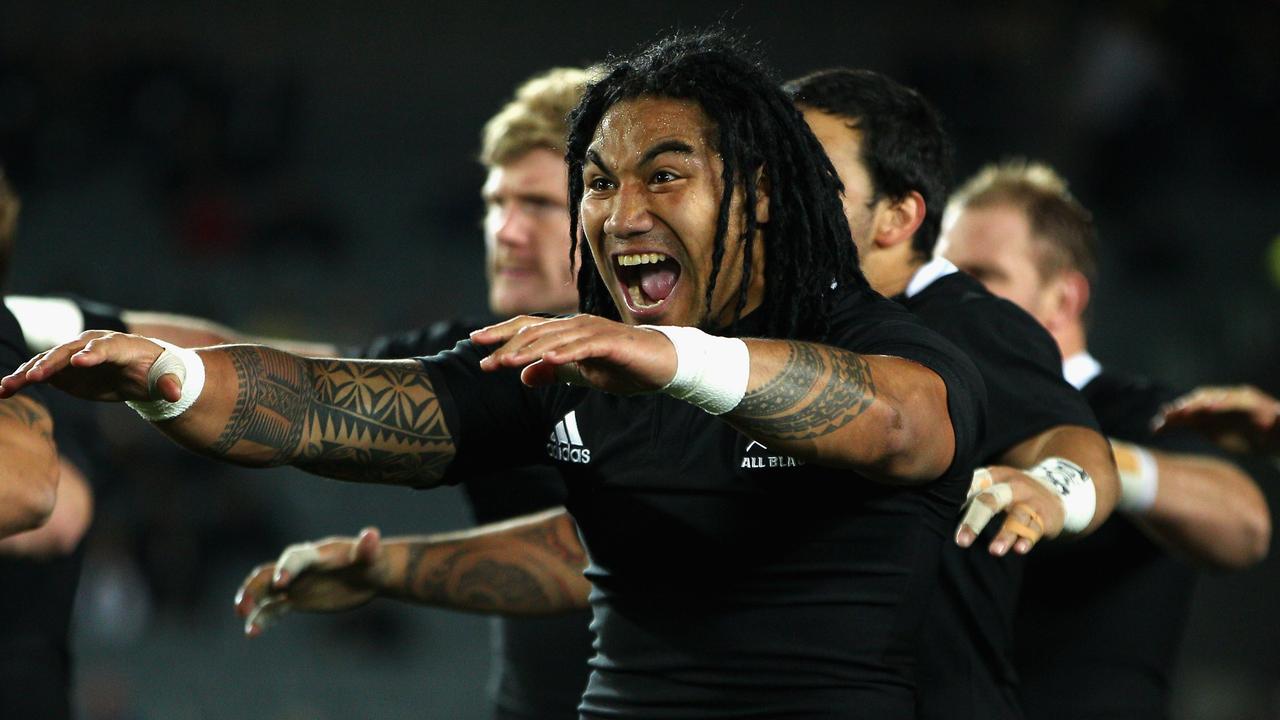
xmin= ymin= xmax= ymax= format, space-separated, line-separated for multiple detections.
xmin=639 ymin=266 xmax=678 ymax=302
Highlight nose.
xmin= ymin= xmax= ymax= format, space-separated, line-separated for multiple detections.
xmin=494 ymin=203 xmax=531 ymax=247
xmin=602 ymin=184 xmax=654 ymax=239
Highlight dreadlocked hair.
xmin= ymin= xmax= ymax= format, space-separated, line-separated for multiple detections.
xmin=565 ymin=29 xmax=865 ymax=340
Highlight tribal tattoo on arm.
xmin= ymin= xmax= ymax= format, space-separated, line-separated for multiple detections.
xmin=395 ymin=511 xmax=590 ymax=615
xmin=208 ymin=346 xmax=455 ymax=486
xmin=0 ymin=396 xmax=54 ymax=444
xmin=730 ymin=341 xmax=876 ymax=441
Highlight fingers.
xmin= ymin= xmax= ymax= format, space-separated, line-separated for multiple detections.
xmin=154 ymin=373 xmax=184 ymax=403
xmin=244 ymin=596 xmax=291 ymax=638
xmin=956 ymin=475 xmax=1013 ymax=548
xmin=234 ymin=564 xmax=274 ymax=619
xmin=271 ymin=541 xmax=324 ymax=589
xmin=480 ymin=318 xmax=602 ymax=372
xmin=990 ymin=503 xmax=1045 ymax=557
xmin=470 ymin=315 xmax=561 ymax=347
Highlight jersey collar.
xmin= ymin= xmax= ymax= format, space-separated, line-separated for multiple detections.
xmin=1062 ymin=351 xmax=1102 ymax=390
xmin=903 ymin=257 xmax=959 ymax=299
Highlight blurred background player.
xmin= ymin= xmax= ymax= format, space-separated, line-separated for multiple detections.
xmin=786 ymin=67 xmax=1115 ymax=720
xmin=938 ymin=159 xmax=1271 ymax=720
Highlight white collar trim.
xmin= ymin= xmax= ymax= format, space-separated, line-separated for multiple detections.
xmin=904 ymin=256 xmax=959 ymax=298
xmin=1063 ymin=351 xmax=1102 ymax=390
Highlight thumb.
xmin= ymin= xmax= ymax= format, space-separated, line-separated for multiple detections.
xmin=353 ymin=527 xmax=382 ymax=565
xmin=154 ymin=373 xmax=184 ymax=403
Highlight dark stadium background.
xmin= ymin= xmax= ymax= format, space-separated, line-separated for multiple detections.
xmin=2 ymin=2 xmax=1277 ymax=718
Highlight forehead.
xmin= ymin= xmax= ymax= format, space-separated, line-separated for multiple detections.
xmin=802 ymin=108 xmax=862 ymax=166
xmin=482 ymin=147 xmax=568 ymax=197
xmin=946 ymin=203 xmax=1036 ymax=264
xmin=590 ymin=96 xmax=715 ymax=158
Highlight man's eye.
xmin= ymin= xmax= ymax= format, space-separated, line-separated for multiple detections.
xmin=651 ymin=171 xmax=677 ymax=184
xmin=587 ymin=177 xmax=614 ymax=192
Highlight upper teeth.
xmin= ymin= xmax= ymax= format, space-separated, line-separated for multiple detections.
xmin=618 ymin=253 xmax=667 ymax=266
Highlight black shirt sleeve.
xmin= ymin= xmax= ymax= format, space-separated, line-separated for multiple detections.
xmin=0 ymin=304 xmax=50 ymax=408
xmin=417 ymin=338 xmax=574 ymax=482
xmin=824 ymin=286 xmax=988 ymax=478
xmin=344 ymin=317 xmax=492 ymax=360
xmin=912 ymin=275 xmax=1099 ymax=460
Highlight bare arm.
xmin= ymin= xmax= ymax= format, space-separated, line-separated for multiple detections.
xmin=1121 ymin=446 xmax=1270 ymax=570
xmin=123 ymin=310 xmax=339 ymax=357
xmin=0 ymin=334 xmax=456 ymax=488
xmin=0 ymin=456 xmax=93 ymax=557
xmin=234 ymin=508 xmax=591 ymax=635
xmin=0 ymin=395 xmax=59 ymax=537
xmin=727 ymin=340 xmax=954 ymax=483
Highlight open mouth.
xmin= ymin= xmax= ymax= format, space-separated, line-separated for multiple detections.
xmin=614 ymin=252 xmax=682 ymax=315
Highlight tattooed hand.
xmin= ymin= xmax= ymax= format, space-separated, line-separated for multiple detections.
xmin=472 ymin=314 xmax=676 ymax=394
xmin=0 ymin=331 xmax=172 ymax=402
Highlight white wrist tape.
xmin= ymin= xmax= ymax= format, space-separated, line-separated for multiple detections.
xmin=1112 ymin=441 xmax=1159 ymax=513
xmin=124 ymin=340 xmax=206 ymax=422
xmin=1026 ymin=457 xmax=1096 ymax=534
xmin=641 ymin=325 xmax=749 ymax=415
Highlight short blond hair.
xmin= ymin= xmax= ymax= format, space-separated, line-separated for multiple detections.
xmin=945 ymin=159 xmax=1097 ymax=284
xmin=480 ymin=67 xmax=595 ymax=168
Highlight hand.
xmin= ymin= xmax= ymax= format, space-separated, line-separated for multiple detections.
xmin=471 ymin=315 xmax=677 ymax=395
xmin=956 ymin=466 xmax=1067 ymax=556
xmin=1156 ymin=385 xmax=1280 ymax=455
xmin=0 ymin=331 xmax=172 ymax=402
xmin=233 ymin=527 xmax=384 ymax=637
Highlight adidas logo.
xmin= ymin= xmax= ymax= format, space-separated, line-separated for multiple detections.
xmin=547 ymin=411 xmax=591 ymax=464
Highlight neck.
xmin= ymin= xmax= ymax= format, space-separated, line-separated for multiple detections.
xmin=1054 ymin=319 xmax=1087 ymax=359
xmin=865 ymin=249 xmax=925 ymax=297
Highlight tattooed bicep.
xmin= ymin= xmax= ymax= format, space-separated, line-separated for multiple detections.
xmin=0 ymin=395 xmax=54 ymax=443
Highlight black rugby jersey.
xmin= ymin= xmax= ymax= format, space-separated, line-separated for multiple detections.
xmin=895 ymin=261 xmax=1100 ymax=720
xmin=1015 ymin=360 xmax=1208 ymax=720
xmin=349 ymin=318 xmax=594 ymax=720
xmin=420 ymin=284 xmax=986 ymax=719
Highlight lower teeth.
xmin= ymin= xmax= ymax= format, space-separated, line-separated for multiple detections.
xmin=628 ymin=285 xmax=662 ymax=309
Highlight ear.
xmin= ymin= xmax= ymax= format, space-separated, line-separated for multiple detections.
xmin=1043 ymin=270 xmax=1091 ymax=331
xmin=753 ymin=167 xmax=771 ymax=225
xmin=872 ymin=190 xmax=926 ymax=249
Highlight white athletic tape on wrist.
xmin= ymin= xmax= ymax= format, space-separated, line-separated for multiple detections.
xmin=641 ymin=325 xmax=750 ymax=415
xmin=3 ymin=296 xmax=85 ymax=352
xmin=124 ymin=340 xmax=206 ymax=422
xmin=1026 ymin=457 xmax=1096 ymax=534
xmin=1112 ymin=441 xmax=1159 ymax=513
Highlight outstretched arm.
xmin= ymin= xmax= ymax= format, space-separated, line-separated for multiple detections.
xmin=1113 ymin=441 xmax=1269 ymax=570
xmin=234 ymin=508 xmax=591 ymax=635
xmin=1156 ymin=385 xmax=1280 ymax=457
xmin=0 ymin=395 xmax=59 ymax=537
xmin=0 ymin=333 xmax=456 ymax=487
xmin=474 ymin=315 xmax=957 ymax=484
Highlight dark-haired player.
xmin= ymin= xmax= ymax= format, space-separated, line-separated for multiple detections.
xmin=3 ymin=32 xmax=985 ymax=719
xmin=785 ymin=68 xmax=1118 ymax=720
xmin=940 ymin=160 xmax=1270 ymax=720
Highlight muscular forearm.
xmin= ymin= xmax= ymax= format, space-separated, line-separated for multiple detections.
xmin=0 ymin=397 xmax=59 ymax=537
xmin=375 ymin=508 xmax=591 ymax=616
xmin=1132 ymin=451 xmax=1270 ymax=570
xmin=0 ymin=457 xmax=92 ymax=557
xmin=1000 ymin=425 xmax=1120 ymax=534
xmin=124 ymin=311 xmax=339 ymax=357
xmin=163 ymin=345 xmax=455 ymax=486
xmin=726 ymin=339 xmax=954 ymax=483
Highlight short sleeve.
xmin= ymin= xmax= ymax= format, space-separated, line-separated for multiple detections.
xmin=824 ymin=287 xmax=988 ymax=477
xmin=417 ymin=338 xmax=574 ymax=481
xmin=346 ymin=317 xmax=491 ymax=360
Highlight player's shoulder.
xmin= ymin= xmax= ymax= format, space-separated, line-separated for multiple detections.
xmin=1083 ymin=367 xmax=1180 ymax=441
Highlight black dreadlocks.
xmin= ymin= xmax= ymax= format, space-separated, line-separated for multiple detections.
xmin=565 ymin=30 xmax=865 ymax=340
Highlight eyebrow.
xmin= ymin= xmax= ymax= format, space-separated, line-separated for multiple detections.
xmin=585 ymin=149 xmax=613 ymax=176
xmin=639 ymin=139 xmax=694 ymax=166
